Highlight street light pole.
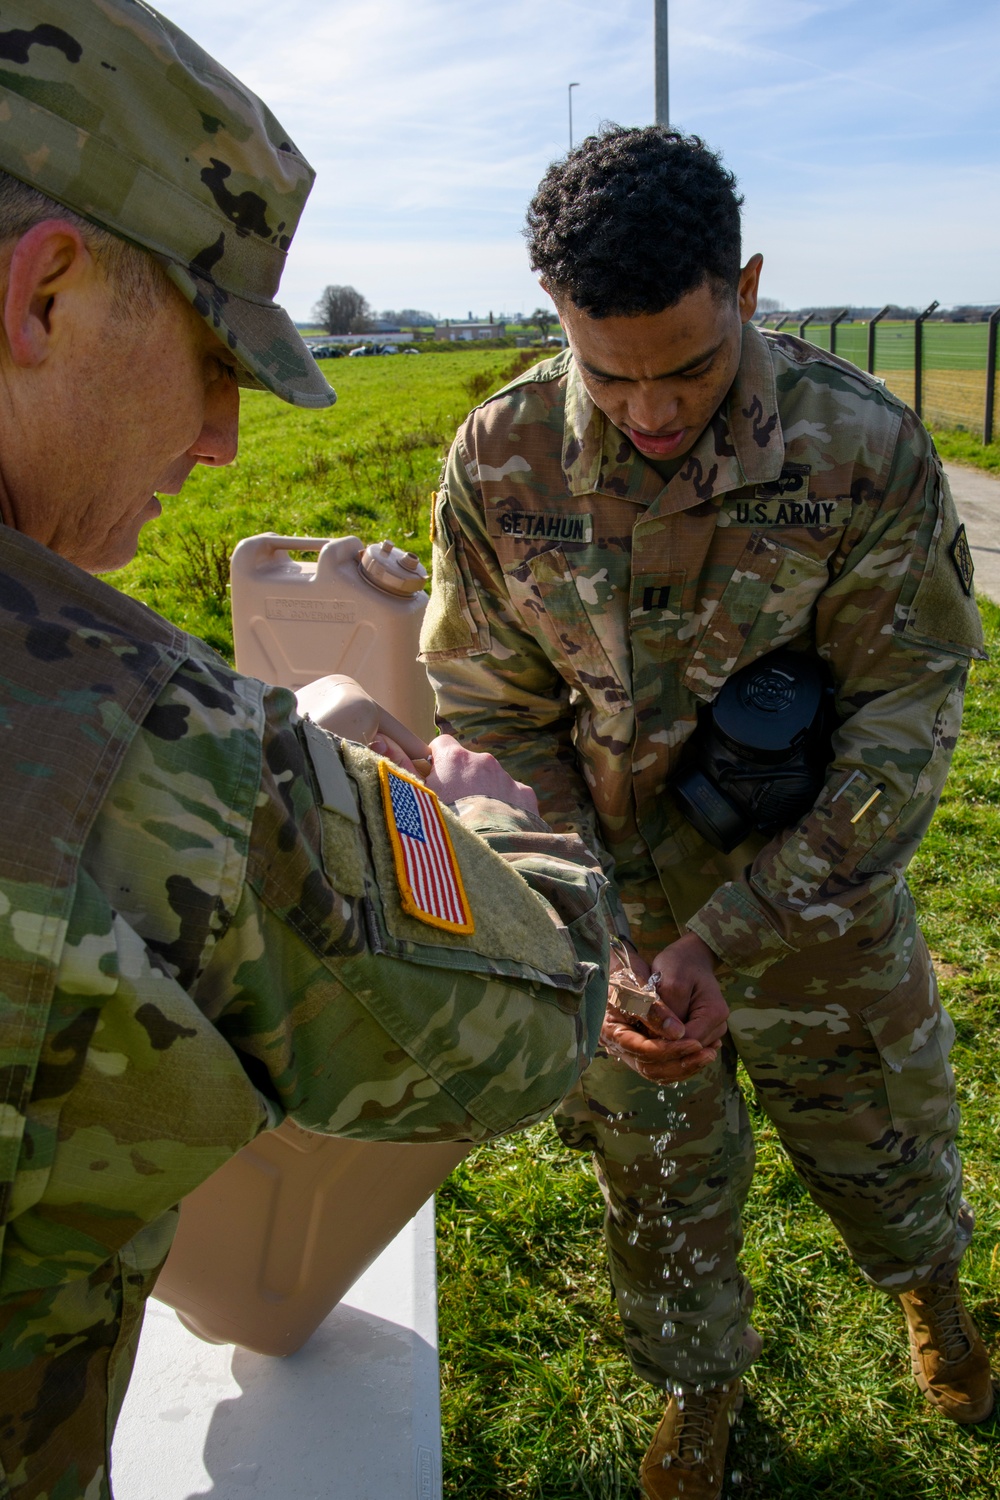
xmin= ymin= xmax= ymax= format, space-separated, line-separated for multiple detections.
xmin=568 ymin=81 xmax=579 ymax=150
xmin=654 ymin=0 xmax=668 ymax=125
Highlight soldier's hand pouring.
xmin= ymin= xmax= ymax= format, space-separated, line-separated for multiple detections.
xmin=650 ymin=932 xmax=729 ymax=1049
xmin=425 ymin=734 xmax=539 ymax=812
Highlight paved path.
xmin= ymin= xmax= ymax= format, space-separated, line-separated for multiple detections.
xmin=945 ymin=462 xmax=1000 ymax=605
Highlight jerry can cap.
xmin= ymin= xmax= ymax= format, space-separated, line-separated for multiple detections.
xmin=359 ymin=540 xmax=428 ymax=597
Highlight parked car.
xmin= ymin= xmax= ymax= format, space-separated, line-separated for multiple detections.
xmin=310 ymin=344 xmax=345 ymax=359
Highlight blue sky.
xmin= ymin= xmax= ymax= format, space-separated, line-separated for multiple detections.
xmin=162 ymin=0 xmax=1000 ymax=321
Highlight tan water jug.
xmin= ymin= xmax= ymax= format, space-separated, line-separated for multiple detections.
xmin=228 ymin=532 xmax=435 ymax=742
xmin=153 ymin=533 xmax=468 ymax=1357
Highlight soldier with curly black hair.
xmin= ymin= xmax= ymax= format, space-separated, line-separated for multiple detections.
xmin=422 ymin=124 xmax=993 ymax=1500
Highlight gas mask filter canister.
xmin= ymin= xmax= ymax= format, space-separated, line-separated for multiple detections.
xmin=671 ymin=649 xmax=837 ymax=854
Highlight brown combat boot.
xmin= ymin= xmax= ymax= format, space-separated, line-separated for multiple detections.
xmin=640 ymin=1380 xmax=743 ymax=1500
xmin=899 ymin=1274 xmax=995 ymax=1424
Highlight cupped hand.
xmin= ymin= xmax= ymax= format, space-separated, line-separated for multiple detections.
xmin=600 ymin=931 xmax=728 ymax=1083
xmin=600 ymin=1001 xmax=718 ymax=1082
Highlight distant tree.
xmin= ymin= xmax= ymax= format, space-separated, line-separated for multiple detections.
xmin=313 ymin=285 xmax=371 ymax=335
xmin=532 ymin=306 xmax=555 ymax=339
xmin=386 ymin=308 xmax=436 ymax=327
xmin=756 ymin=296 xmax=781 ymax=313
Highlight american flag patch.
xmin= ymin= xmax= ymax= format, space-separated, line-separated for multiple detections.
xmin=378 ymin=761 xmax=475 ymax=934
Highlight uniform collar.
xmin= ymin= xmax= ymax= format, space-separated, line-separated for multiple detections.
xmin=561 ymin=321 xmax=785 ymax=515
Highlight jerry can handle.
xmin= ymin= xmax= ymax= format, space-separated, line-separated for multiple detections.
xmin=229 ymin=533 xmax=337 ymax=577
xmin=253 ymin=534 xmax=333 ymax=555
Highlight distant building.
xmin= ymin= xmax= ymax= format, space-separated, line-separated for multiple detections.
xmin=439 ymin=319 xmax=507 ymax=342
xmin=307 ymin=331 xmax=414 ymax=345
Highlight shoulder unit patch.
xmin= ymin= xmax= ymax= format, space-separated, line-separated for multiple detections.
xmin=949 ymin=523 xmax=975 ymax=597
xmin=378 ymin=761 xmax=475 ymax=933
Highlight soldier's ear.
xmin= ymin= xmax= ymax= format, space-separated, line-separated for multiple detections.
xmin=737 ymin=254 xmax=764 ymax=324
xmin=2 ymin=220 xmax=95 ymax=368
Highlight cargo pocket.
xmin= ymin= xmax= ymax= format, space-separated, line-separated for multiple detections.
xmin=683 ymin=534 xmax=828 ymax=700
xmin=514 ymin=545 xmax=630 ymax=711
xmin=860 ymin=947 xmax=957 ymax=1147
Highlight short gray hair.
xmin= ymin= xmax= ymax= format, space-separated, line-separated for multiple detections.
xmin=0 ymin=170 xmax=169 ymax=320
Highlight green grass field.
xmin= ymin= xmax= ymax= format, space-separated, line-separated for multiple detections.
xmin=780 ymin=320 xmax=991 ymax=371
xmin=112 ymin=351 xmax=1000 ymax=1497
xmin=765 ymin=322 xmax=999 ymax=437
xmin=930 ymin=426 xmax=1000 ymax=478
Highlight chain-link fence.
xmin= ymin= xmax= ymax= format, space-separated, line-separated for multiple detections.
xmin=758 ymin=307 xmax=1000 ymax=442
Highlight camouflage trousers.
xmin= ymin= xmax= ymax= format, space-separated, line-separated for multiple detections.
xmin=0 ymin=1211 xmax=176 ymax=1500
xmin=554 ymin=903 xmax=970 ymax=1392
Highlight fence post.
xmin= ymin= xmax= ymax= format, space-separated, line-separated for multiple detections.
xmin=913 ymin=300 xmax=939 ymax=420
xmin=985 ymin=307 xmax=1000 ymax=446
xmin=867 ymin=305 xmax=890 ymax=374
xmin=773 ymin=314 xmax=788 ymax=332
xmin=829 ymin=308 xmax=850 ymax=357
xmin=798 ymin=312 xmax=815 ymax=340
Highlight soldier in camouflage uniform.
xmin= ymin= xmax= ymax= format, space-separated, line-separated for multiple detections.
xmin=0 ymin=5 xmax=612 ymax=1497
xmin=420 ymin=126 xmax=994 ymax=1498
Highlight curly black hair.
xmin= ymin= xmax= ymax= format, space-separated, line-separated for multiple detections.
xmin=525 ymin=125 xmax=743 ymax=317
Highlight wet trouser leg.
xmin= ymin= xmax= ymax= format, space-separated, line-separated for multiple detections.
xmin=554 ymin=926 xmax=969 ymax=1392
xmin=555 ymin=1039 xmax=757 ymax=1391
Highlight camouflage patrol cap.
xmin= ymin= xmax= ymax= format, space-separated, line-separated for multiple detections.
xmin=0 ymin=0 xmax=335 ymax=408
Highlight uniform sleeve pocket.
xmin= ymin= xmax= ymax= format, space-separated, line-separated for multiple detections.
xmin=420 ymin=493 xmax=493 ymax=660
xmin=750 ymin=766 xmax=888 ymax=911
xmin=896 ymin=477 xmax=985 ymax=660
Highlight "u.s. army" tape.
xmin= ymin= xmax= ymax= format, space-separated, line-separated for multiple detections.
xmin=720 ymin=497 xmax=851 ymax=527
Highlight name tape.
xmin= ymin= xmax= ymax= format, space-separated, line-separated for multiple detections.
xmin=488 ymin=510 xmax=593 ymax=543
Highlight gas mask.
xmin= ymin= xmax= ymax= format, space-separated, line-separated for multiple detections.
xmin=671 ymin=649 xmax=837 ymax=853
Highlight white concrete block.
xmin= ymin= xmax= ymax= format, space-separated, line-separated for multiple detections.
xmin=112 ymin=1200 xmax=442 ymax=1500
